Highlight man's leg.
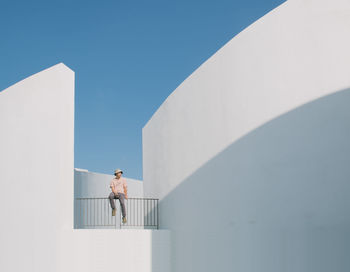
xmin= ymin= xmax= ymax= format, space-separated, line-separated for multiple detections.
xmin=118 ymin=193 xmax=127 ymax=219
xmin=109 ymin=192 xmax=116 ymax=210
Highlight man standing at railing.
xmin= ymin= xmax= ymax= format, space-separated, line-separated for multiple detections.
xmin=109 ymin=168 xmax=128 ymax=223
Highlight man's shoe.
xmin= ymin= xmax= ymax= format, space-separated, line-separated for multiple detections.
xmin=122 ymin=217 xmax=127 ymax=224
xmin=112 ymin=208 xmax=116 ymax=216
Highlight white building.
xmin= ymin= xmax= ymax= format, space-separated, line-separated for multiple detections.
xmin=1 ymin=0 xmax=350 ymax=271
xmin=0 ymin=64 xmax=170 ymax=272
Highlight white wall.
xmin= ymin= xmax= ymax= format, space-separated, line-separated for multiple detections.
xmin=59 ymin=229 xmax=171 ymax=272
xmin=0 ymin=63 xmax=75 ymax=271
xmin=143 ymin=0 xmax=350 ymax=271
xmin=74 ymin=168 xmax=143 ymax=198
xmin=143 ymin=0 xmax=350 ymax=199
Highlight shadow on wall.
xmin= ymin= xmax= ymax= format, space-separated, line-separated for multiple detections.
xmin=154 ymin=88 xmax=350 ymax=272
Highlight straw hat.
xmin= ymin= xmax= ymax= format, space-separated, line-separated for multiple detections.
xmin=114 ymin=169 xmax=123 ymax=174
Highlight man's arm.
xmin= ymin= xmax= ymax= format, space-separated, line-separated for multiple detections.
xmin=123 ymin=181 xmax=128 ymax=199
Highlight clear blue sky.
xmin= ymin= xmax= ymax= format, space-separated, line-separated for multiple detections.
xmin=0 ymin=0 xmax=285 ymax=180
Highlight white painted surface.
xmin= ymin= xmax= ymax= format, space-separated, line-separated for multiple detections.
xmin=143 ymin=0 xmax=350 ymax=271
xmin=0 ymin=63 xmax=75 ymax=271
xmin=143 ymin=0 xmax=350 ymax=198
xmin=58 ymin=229 xmax=171 ymax=272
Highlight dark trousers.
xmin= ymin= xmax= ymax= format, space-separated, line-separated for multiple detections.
xmin=109 ymin=192 xmax=126 ymax=217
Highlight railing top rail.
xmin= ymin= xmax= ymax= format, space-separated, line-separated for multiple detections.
xmin=75 ymin=197 xmax=159 ymax=200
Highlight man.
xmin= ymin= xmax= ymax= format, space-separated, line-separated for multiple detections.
xmin=108 ymin=168 xmax=128 ymax=223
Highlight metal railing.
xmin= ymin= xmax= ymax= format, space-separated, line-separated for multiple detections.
xmin=74 ymin=197 xmax=159 ymax=229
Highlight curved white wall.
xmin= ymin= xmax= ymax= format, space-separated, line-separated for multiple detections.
xmin=143 ymin=0 xmax=350 ymax=271
xmin=0 ymin=63 xmax=75 ymax=271
xmin=143 ymin=0 xmax=350 ymax=198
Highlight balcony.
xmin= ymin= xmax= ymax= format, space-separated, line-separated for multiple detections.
xmin=74 ymin=197 xmax=159 ymax=229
